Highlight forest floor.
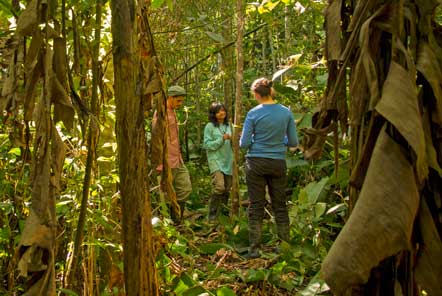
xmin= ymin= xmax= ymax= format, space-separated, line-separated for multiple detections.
xmin=156 ymin=206 xmax=330 ymax=295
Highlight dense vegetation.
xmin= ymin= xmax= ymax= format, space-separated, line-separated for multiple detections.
xmin=0 ymin=1 xmax=346 ymax=294
xmin=2 ymin=0 xmax=442 ymax=295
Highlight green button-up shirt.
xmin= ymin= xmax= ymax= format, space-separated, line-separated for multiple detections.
xmin=203 ymin=122 xmax=233 ymax=175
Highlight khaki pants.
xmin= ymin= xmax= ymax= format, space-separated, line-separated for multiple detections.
xmin=172 ymin=164 xmax=192 ymax=201
xmin=211 ymin=171 xmax=232 ymax=195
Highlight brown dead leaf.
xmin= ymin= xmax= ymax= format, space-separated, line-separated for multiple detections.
xmin=24 ymin=31 xmax=43 ymax=121
xmin=322 ymin=126 xmax=420 ymax=294
xmin=17 ymin=210 xmax=56 ymax=296
xmin=376 ymin=61 xmax=427 ymax=182
xmin=325 ymin=0 xmax=342 ymax=61
xmin=0 ymin=69 xmax=14 ymax=111
xmin=414 ymin=197 xmax=442 ymax=295
xmin=417 ymin=41 xmax=442 ymax=125
xmin=44 ymin=48 xmax=74 ymax=130
xmin=50 ymin=126 xmax=65 ymax=190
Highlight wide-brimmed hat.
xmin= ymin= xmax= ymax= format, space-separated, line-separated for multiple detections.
xmin=167 ymin=85 xmax=187 ymax=97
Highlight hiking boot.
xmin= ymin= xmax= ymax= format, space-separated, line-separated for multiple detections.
xmin=247 ymin=221 xmax=262 ymax=259
xmin=170 ymin=200 xmax=186 ymax=224
xmin=276 ymin=222 xmax=290 ymax=242
xmin=208 ymin=194 xmax=222 ymax=223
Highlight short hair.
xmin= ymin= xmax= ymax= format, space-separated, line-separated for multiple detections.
xmin=208 ymin=102 xmax=229 ymax=127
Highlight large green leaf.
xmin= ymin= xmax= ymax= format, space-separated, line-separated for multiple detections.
xmin=183 ymin=286 xmax=211 ymax=296
xmin=294 ymin=113 xmax=313 ymax=129
xmin=314 ymin=202 xmax=327 ymax=218
xmin=286 ymin=157 xmax=309 ymax=169
xmin=244 ymin=269 xmax=268 ymax=283
xmin=302 ymin=177 xmax=329 ymax=204
xmin=172 ymin=273 xmax=196 ymax=294
xmin=216 ymin=286 xmax=235 ymax=296
xmin=273 ymin=83 xmax=298 ymax=98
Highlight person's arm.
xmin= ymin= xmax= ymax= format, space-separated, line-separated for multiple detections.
xmin=240 ymin=113 xmax=254 ymax=149
xmin=286 ymin=113 xmax=299 ymax=147
xmin=203 ymin=123 xmax=224 ymax=151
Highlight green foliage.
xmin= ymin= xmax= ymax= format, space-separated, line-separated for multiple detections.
xmin=0 ymin=125 xmax=31 ymax=292
xmin=0 ymin=0 xmax=340 ymax=294
xmin=151 ymin=0 xmax=174 ymax=11
xmin=199 ymin=242 xmax=234 ymax=255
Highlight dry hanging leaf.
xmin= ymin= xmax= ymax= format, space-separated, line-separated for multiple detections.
xmin=24 ymin=31 xmax=43 ymax=121
xmin=416 ymin=41 xmax=442 ymax=125
xmin=414 ymin=197 xmax=442 ymax=295
xmin=44 ymin=48 xmax=74 ymax=130
xmin=359 ymin=6 xmax=386 ymax=110
xmin=325 ymin=0 xmax=343 ymax=61
xmin=0 ymin=56 xmax=16 ymax=111
xmin=321 ymin=126 xmax=420 ymax=294
xmin=422 ymin=107 xmax=442 ymax=176
xmin=17 ymin=210 xmax=56 ymax=296
xmin=50 ymin=126 xmax=65 ymax=190
xmin=376 ymin=61 xmax=428 ymax=182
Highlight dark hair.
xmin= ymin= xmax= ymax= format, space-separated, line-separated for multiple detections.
xmin=208 ymin=102 xmax=229 ymax=127
xmin=251 ymin=77 xmax=274 ymax=97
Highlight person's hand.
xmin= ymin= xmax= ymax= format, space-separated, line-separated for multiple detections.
xmin=223 ymin=133 xmax=231 ymax=140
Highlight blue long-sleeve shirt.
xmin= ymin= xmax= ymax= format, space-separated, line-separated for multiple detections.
xmin=239 ymin=104 xmax=298 ymax=159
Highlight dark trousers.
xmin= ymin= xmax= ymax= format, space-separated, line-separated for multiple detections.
xmin=245 ymin=157 xmax=289 ymax=226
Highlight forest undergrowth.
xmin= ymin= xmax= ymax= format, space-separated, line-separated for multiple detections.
xmin=147 ymin=144 xmax=348 ymax=296
xmin=0 ymin=116 xmax=347 ymax=296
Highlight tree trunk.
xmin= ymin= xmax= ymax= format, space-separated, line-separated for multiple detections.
xmin=221 ymin=13 xmax=235 ymax=116
xmin=231 ymin=0 xmax=245 ymax=217
xmin=111 ymin=0 xmax=158 ymax=294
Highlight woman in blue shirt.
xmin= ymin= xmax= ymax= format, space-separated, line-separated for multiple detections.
xmin=203 ymin=102 xmax=233 ymax=223
xmin=240 ymin=77 xmax=298 ymax=258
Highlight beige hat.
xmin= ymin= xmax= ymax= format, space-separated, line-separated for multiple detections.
xmin=167 ymin=85 xmax=187 ymax=97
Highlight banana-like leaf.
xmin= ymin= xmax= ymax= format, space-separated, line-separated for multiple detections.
xmin=321 ymin=126 xmax=420 ymax=294
xmin=414 ymin=198 xmax=442 ymax=294
xmin=376 ymin=61 xmax=427 ymax=182
xmin=417 ymin=41 xmax=442 ymax=125
xmin=44 ymin=47 xmax=74 ymax=130
xmin=24 ymin=30 xmax=43 ymax=121
xmin=325 ymin=0 xmax=342 ymax=61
